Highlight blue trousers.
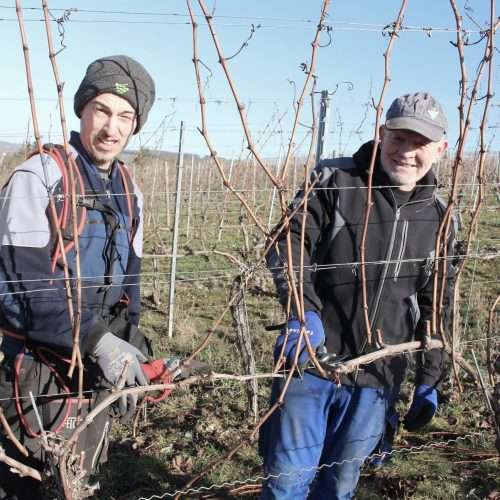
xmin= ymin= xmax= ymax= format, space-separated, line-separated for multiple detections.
xmin=259 ymin=373 xmax=389 ymax=500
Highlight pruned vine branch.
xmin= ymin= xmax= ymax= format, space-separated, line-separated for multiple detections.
xmin=359 ymin=0 xmax=408 ymax=347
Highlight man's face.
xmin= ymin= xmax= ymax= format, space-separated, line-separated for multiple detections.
xmin=79 ymin=93 xmax=137 ymax=170
xmin=379 ymin=127 xmax=447 ymax=191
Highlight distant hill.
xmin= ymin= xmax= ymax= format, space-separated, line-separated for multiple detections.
xmin=0 ymin=141 xmax=22 ymax=154
xmin=0 ymin=142 xmax=217 ymax=166
xmin=120 ymin=149 xmax=220 ymax=166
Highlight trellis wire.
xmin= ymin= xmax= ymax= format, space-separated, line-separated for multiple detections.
xmin=136 ymin=432 xmax=486 ymax=500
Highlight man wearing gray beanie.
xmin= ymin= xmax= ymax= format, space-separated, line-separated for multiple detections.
xmin=0 ymin=55 xmax=156 ymax=499
xmin=73 ymin=54 xmax=156 ymax=171
xmin=75 ymin=54 xmax=156 ymax=135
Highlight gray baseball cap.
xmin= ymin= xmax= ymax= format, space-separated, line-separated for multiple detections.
xmin=385 ymin=92 xmax=447 ymax=141
xmin=74 ymin=55 xmax=155 ymax=134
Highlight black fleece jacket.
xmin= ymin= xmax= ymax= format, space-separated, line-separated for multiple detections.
xmin=267 ymin=141 xmax=456 ymax=389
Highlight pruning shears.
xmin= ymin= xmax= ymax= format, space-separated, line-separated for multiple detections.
xmin=314 ymin=346 xmax=350 ymax=373
xmin=141 ymin=357 xmax=211 ymax=403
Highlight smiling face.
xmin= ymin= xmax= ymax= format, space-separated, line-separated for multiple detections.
xmin=79 ymin=93 xmax=137 ymax=171
xmin=379 ymin=127 xmax=447 ymax=191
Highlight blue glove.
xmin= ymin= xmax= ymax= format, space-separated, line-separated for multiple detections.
xmin=274 ymin=311 xmax=325 ymax=368
xmin=403 ymin=384 xmax=438 ymax=431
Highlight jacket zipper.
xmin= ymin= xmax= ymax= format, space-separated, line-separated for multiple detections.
xmin=393 ymin=219 xmax=408 ymax=281
xmin=359 ymin=207 xmax=400 ymax=354
xmin=356 ymin=190 xmax=436 ymax=355
xmin=369 ymin=208 xmax=400 ymax=330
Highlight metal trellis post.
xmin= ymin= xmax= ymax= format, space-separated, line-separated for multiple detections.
xmin=167 ymin=121 xmax=185 ymax=338
xmin=316 ymin=89 xmax=332 ymax=164
xmin=186 ymin=155 xmax=194 ymax=238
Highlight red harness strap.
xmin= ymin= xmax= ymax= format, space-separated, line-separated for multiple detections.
xmin=13 ymin=349 xmax=74 ymax=438
xmin=2 ymin=329 xmax=79 ymax=438
xmin=45 ymin=146 xmax=87 ymax=274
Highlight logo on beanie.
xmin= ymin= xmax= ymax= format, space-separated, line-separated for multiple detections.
xmin=115 ymin=82 xmax=129 ymax=95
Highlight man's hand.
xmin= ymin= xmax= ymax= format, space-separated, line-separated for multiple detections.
xmin=93 ymin=332 xmax=149 ymax=419
xmin=403 ymin=384 xmax=438 ymax=431
xmin=274 ymin=311 xmax=325 ymax=368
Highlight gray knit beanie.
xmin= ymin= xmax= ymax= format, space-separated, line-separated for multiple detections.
xmin=74 ymin=55 xmax=155 ymax=134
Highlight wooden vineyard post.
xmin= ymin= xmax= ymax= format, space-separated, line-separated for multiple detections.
xmin=217 ymin=156 xmax=235 ymax=241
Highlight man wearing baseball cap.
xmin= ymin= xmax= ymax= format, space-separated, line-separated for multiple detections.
xmin=261 ymin=92 xmax=456 ymax=498
xmin=0 ymin=55 xmax=155 ymax=498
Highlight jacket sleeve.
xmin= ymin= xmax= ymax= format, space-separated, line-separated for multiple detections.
xmin=414 ymin=216 xmax=458 ymax=387
xmin=266 ymin=165 xmax=335 ymax=316
xmin=0 ymin=158 xmax=108 ymax=354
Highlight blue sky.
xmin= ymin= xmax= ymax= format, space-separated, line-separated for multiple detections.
xmin=0 ymin=0 xmax=497 ymax=157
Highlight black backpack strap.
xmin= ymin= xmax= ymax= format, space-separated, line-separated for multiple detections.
xmin=116 ymin=161 xmax=138 ymax=242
